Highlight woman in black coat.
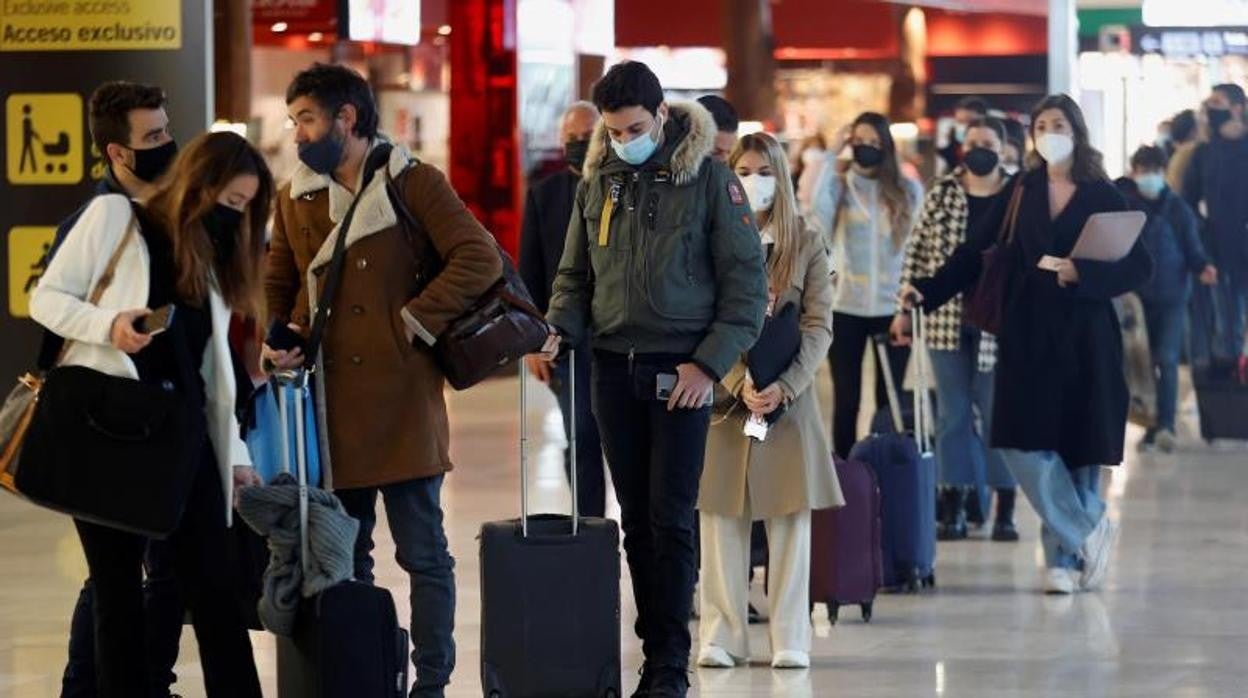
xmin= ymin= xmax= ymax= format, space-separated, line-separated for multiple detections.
xmin=902 ymin=95 xmax=1153 ymax=595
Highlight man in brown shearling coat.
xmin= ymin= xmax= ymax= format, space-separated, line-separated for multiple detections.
xmin=264 ymin=63 xmax=501 ymax=698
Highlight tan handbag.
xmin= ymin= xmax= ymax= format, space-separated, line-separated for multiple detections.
xmin=0 ymin=214 xmax=136 ymax=494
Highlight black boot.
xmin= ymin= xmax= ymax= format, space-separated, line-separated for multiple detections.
xmin=937 ymin=487 xmax=968 ymax=540
xmin=964 ymin=487 xmax=986 ymax=527
xmin=991 ymin=487 xmax=1020 ymax=542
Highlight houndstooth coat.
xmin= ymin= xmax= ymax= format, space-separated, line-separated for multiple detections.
xmin=899 ymin=168 xmax=1001 ymax=371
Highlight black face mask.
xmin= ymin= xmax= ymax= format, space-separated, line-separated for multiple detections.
xmin=297 ymin=124 xmax=346 ymax=175
xmin=564 ymin=139 xmax=590 ymax=172
xmin=1208 ymin=108 xmax=1234 ymax=136
xmin=202 ymin=204 xmax=243 ymax=266
xmin=852 ymin=144 xmax=885 ymax=169
xmin=963 ymin=147 xmax=1000 ymax=177
xmin=127 ymin=140 xmax=178 ymax=183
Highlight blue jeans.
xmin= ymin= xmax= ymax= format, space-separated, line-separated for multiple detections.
xmin=1000 ymin=450 xmax=1104 ymax=570
xmin=549 ymin=343 xmax=606 ymax=518
xmin=928 ymin=329 xmax=1014 ymax=491
xmin=1141 ymin=297 xmax=1187 ymax=432
xmin=592 ymin=350 xmax=711 ymax=670
xmin=338 ymin=475 xmax=456 ymax=698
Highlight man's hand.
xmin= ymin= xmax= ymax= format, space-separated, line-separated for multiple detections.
xmin=538 ymin=332 xmax=562 ymax=362
xmin=110 ymin=309 xmax=153 ymax=354
xmin=668 ymin=362 xmax=714 ymax=411
xmin=742 ymin=382 xmax=784 ymax=416
xmin=1200 ymin=264 xmax=1219 ymax=286
xmin=525 ymin=354 xmax=552 ymax=384
xmin=261 ymin=323 xmax=307 ymax=372
xmin=889 ymin=313 xmax=913 ymax=347
xmin=1054 ymin=258 xmax=1080 ymax=288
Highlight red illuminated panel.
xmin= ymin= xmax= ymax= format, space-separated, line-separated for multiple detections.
xmin=925 ymin=9 xmax=1047 ymax=56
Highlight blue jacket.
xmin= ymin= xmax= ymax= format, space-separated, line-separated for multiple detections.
xmin=1132 ymin=187 xmax=1207 ymax=304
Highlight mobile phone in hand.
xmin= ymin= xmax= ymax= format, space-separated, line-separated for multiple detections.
xmin=135 ymin=304 xmax=175 ymax=336
xmin=266 ymin=319 xmax=306 ymax=353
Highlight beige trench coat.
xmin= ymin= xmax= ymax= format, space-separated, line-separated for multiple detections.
xmin=698 ymin=227 xmax=844 ymax=519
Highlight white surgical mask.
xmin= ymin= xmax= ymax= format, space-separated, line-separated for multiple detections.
xmin=801 ymin=148 xmax=825 ymax=167
xmin=1036 ymin=133 xmax=1075 ymax=165
xmin=740 ymin=174 xmax=777 ymax=213
xmin=1134 ymin=172 xmax=1166 ymax=199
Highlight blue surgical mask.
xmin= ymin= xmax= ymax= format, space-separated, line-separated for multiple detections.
xmin=1134 ymin=172 xmax=1166 ymax=200
xmin=611 ymin=114 xmax=663 ymax=166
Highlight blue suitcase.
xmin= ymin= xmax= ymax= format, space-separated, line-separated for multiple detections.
xmin=850 ymin=313 xmax=937 ymax=592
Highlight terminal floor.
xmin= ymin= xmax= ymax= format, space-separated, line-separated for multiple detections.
xmin=1 ymin=368 xmax=1245 ymax=697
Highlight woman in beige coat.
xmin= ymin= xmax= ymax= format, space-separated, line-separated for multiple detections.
xmin=697 ymin=133 xmax=843 ymax=670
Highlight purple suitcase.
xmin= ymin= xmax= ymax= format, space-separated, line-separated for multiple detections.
xmin=810 ymin=455 xmax=883 ymax=623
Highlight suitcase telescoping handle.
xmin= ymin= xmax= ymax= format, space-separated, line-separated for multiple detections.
xmin=273 ymin=368 xmax=313 ymax=577
xmin=520 ymin=349 xmax=579 ymax=537
xmin=873 ymin=311 xmax=933 ymax=454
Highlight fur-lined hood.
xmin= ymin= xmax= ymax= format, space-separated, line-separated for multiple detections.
xmin=582 ymin=100 xmax=717 ymax=187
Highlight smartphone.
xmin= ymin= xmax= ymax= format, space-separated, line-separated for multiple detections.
xmin=136 ymin=304 xmax=175 ymax=336
xmin=655 ymin=372 xmax=714 ymax=407
xmin=266 ymin=319 xmax=306 ymax=353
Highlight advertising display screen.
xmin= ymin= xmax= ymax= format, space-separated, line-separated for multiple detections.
xmin=345 ymin=0 xmax=421 ymax=45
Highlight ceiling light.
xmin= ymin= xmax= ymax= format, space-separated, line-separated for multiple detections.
xmin=271 ymin=22 xmax=288 ymax=33
xmin=438 ymin=25 xmax=452 ymax=36
xmin=308 ymin=32 xmax=324 ymax=41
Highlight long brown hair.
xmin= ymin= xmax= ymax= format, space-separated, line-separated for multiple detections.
xmin=1025 ymin=94 xmax=1108 ymax=183
xmin=730 ymin=132 xmax=800 ymax=291
xmin=144 ymin=132 xmax=273 ymax=316
xmin=852 ymin=112 xmax=913 ymax=250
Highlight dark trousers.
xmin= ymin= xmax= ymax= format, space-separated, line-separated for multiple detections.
xmin=592 ymin=350 xmax=711 ymax=670
xmin=61 ymin=541 xmax=183 ymax=697
xmin=72 ymin=453 xmax=261 ymax=698
xmin=829 ymin=312 xmax=910 ymax=457
xmin=549 ymin=344 xmax=606 ymax=518
xmin=337 ymin=475 xmax=456 ymax=698
xmin=1142 ymin=297 xmax=1188 ymax=433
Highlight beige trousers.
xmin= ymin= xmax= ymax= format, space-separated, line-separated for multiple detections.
xmin=698 ymin=506 xmax=812 ymax=659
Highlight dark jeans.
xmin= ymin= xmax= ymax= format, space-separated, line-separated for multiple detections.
xmin=337 ymin=475 xmax=456 ymax=698
xmin=72 ymin=452 xmax=261 ymax=698
xmin=1142 ymin=297 xmax=1187 ymax=432
xmin=1190 ymin=269 xmax=1248 ymax=364
xmin=592 ymin=350 xmax=711 ymax=670
xmin=549 ymin=344 xmax=606 ymax=518
xmin=829 ymin=312 xmax=910 ymax=457
xmin=61 ymin=541 xmax=183 ymax=698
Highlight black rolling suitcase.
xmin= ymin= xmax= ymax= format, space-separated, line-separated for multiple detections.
xmin=480 ymin=352 xmax=622 ymax=698
xmin=271 ymin=369 xmax=410 ymax=698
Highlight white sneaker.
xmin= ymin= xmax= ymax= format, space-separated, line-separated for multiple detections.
xmin=1080 ymin=515 xmax=1119 ymax=590
xmin=697 ymin=645 xmax=737 ymax=669
xmin=1156 ymin=429 xmax=1177 ymax=454
xmin=1043 ymin=567 xmax=1077 ymax=595
xmin=771 ymin=650 xmax=810 ymax=669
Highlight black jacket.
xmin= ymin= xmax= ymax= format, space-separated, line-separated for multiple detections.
xmin=915 ymin=168 xmax=1153 ymax=468
xmin=1183 ymin=136 xmax=1248 ymax=273
xmin=519 ymin=167 xmax=578 ymax=315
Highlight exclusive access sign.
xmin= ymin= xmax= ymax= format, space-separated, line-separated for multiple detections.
xmin=0 ymin=0 xmax=181 ymax=51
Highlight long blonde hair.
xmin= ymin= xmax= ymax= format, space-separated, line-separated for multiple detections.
xmin=730 ymin=132 xmax=801 ymax=291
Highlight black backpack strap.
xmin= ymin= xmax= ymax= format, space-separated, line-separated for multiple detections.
xmin=304 ymin=143 xmax=394 ymax=361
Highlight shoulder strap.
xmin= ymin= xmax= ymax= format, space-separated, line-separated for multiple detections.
xmin=49 ymin=206 xmax=138 ymax=367
xmin=305 ymin=144 xmax=394 ymax=361
xmin=999 ymin=176 xmax=1025 ymax=245
xmin=383 ymin=162 xmax=443 ymax=281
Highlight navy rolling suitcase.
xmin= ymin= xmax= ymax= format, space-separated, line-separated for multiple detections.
xmin=849 ymin=310 xmax=937 ymax=592
xmin=479 ymin=352 xmax=622 ymax=698
xmin=270 ymin=369 xmax=410 ymax=698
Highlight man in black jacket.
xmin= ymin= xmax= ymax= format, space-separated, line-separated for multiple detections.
xmin=520 ymin=101 xmax=606 ymax=518
xmin=52 ymin=81 xmax=183 ymax=698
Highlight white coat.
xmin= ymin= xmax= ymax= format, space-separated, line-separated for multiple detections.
xmin=29 ymin=194 xmax=250 ymax=525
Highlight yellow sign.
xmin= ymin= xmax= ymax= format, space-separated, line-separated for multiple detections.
xmin=6 ymin=93 xmax=83 ymax=185
xmin=8 ymin=226 xmax=55 ymax=318
xmin=0 ymin=0 xmax=181 ymax=52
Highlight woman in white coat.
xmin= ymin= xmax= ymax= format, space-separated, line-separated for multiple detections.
xmin=697 ymin=132 xmax=843 ymax=670
xmin=30 ymin=132 xmax=272 ymax=698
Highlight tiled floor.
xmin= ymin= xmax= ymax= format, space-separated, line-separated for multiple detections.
xmin=1 ymin=368 xmax=1245 ymax=697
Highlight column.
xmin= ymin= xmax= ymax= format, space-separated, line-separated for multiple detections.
xmin=1048 ymin=0 xmax=1078 ymax=96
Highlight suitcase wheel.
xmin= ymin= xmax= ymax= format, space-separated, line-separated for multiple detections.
xmin=861 ymin=602 xmax=873 ymax=623
xmin=827 ymin=600 xmax=840 ymax=624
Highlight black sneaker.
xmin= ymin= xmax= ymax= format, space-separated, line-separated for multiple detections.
xmin=631 ymin=664 xmax=656 ymax=698
xmin=648 ymin=667 xmax=690 ymax=698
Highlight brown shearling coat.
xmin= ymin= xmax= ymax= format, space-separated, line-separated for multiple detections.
xmin=266 ymin=142 xmax=502 ymax=489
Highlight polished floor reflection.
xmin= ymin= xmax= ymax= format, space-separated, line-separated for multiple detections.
xmin=1 ymin=369 xmax=1245 ymax=697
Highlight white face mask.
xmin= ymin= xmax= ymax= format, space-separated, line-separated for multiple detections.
xmin=740 ymin=174 xmax=777 ymax=213
xmin=801 ymin=148 xmax=825 ymax=166
xmin=1036 ymin=133 xmax=1075 ymax=165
